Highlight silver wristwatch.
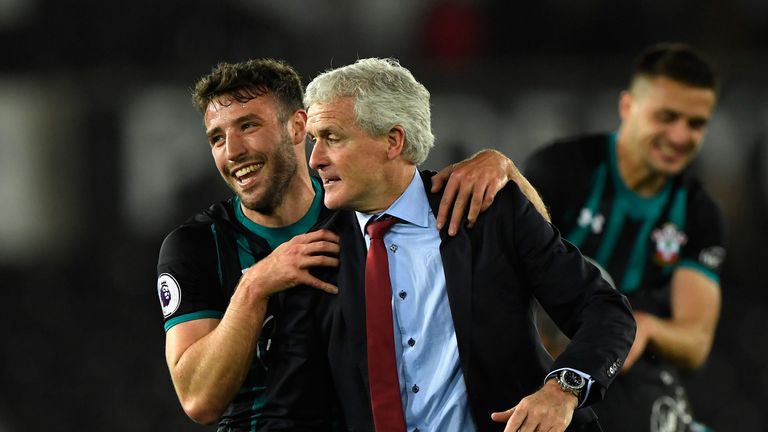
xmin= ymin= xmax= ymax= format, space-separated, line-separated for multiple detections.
xmin=552 ymin=370 xmax=586 ymax=400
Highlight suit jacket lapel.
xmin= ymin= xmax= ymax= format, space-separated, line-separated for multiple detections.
xmin=333 ymin=210 xmax=371 ymax=381
xmin=421 ymin=173 xmax=473 ymax=368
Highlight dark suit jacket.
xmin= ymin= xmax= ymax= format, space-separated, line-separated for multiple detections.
xmin=259 ymin=171 xmax=636 ymax=432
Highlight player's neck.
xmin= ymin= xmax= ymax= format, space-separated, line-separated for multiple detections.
xmin=616 ymin=140 xmax=667 ymax=197
xmin=241 ymin=170 xmax=316 ymax=227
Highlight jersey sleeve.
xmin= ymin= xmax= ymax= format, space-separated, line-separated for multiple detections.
xmin=678 ymin=189 xmax=727 ymax=283
xmin=523 ymin=140 xmax=595 ymax=230
xmin=523 ymin=145 xmax=564 ymax=215
xmin=157 ymin=224 xmax=227 ymax=331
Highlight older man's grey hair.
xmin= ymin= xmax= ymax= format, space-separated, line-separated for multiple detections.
xmin=305 ymin=58 xmax=435 ymax=165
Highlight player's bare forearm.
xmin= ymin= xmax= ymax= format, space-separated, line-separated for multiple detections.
xmin=166 ymin=294 xmax=268 ymax=424
xmin=641 ymin=312 xmax=717 ymax=370
xmin=625 ymin=268 xmax=720 ymax=371
xmin=512 ymin=167 xmax=551 ymax=222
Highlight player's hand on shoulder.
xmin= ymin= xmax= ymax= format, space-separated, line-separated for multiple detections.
xmin=242 ymin=229 xmax=340 ymax=296
xmin=431 ymin=149 xmax=512 ymax=236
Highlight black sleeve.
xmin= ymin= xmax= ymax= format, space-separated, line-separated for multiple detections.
xmin=523 ymin=144 xmax=563 ymax=217
xmin=524 ymin=142 xmax=584 ymax=229
xmin=501 ymin=183 xmax=636 ymax=405
xmin=156 ymin=225 xmax=226 ymax=330
xmin=679 ymin=187 xmax=727 ymax=279
xmin=524 ymin=136 xmax=606 ymax=231
xmin=257 ymin=287 xmax=340 ymax=431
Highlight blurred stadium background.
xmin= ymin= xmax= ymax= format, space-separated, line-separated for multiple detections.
xmin=1 ymin=0 xmax=767 ymax=430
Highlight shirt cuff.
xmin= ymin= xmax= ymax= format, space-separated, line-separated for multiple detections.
xmin=544 ymin=367 xmax=594 ymax=409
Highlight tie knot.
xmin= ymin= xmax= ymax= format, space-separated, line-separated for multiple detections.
xmin=366 ymin=216 xmax=397 ymax=239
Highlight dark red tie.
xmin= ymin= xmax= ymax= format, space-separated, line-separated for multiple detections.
xmin=365 ymin=216 xmax=406 ymax=432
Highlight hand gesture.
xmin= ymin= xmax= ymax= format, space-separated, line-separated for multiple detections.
xmin=490 ymin=379 xmax=577 ymax=432
xmin=239 ymin=229 xmax=340 ymax=298
xmin=431 ymin=149 xmax=513 ymax=235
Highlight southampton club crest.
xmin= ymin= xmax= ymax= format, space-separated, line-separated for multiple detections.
xmin=651 ymin=223 xmax=688 ymax=267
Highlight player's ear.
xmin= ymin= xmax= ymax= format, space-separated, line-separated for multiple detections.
xmin=618 ymin=91 xmax=633 ymax=122
xmin=288 ymin=109 xmax=308 ymax=145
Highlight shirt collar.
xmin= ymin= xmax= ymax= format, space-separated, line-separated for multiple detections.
xmin=355 ymin=169 xmax=431 ymax=236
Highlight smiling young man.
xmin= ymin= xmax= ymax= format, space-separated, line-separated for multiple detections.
xmin=260 ymin=57 xmax=636 ymax=432
xmin=158 ymin=60 xmax=343 ymax=431
xmin=524 ymin=43 xmax=726 ymax=432
xmin=156 ymin=59 xmax=544 ymax=431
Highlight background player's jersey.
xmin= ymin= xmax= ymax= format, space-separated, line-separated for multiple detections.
xmin=525 ymin=133 xmax=726 ymax=318
xmin=525 ymin=133 xmax=726 ymax=431
xmin=156 ymin=178 xmax=328 ymax=431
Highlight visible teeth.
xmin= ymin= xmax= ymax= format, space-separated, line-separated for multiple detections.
xmin=235 ymin=164 xmax=262 ymax=178
xmin=660 ymin=146 xmax=682 ymax=157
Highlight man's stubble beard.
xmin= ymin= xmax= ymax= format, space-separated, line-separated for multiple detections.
xmin=237 ymin=129 xmax=298 ymax=216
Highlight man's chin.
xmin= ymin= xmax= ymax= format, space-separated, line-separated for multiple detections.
xmin=656 ymin=161 xmax=688 ymax=176
xmin=648 ymin=157 xmax=688 ymax=177
xmin=322 ymin=199 xmax=344 ymax=210
xmin=239 ymin=193 xmax=279 ymax=215
xmin=323 ymin=193 xmax=349 ymax=211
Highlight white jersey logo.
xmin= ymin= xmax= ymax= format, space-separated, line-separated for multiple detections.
xmin=699 ymin=246 xmax=725 ymax=270
xmin=158 ymin=273 xmax=181 ymax=317
xmin=577 ymin=208 xmax=605 ymax=234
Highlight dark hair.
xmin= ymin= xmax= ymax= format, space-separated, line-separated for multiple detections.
xmin=631 ymin=43 xmax=718 ymax=91
xmin=192 ymin=59 xmax=304 ymax=120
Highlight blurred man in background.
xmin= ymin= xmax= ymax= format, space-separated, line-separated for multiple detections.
xmin=525 ymin=42 xmax=726 ymax=432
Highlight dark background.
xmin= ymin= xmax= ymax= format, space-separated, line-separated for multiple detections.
xmin=1 ymin=1 xmax=767 ymax=430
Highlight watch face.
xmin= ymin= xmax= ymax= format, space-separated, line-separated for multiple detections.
xmin=562 ymin=371 xmax=585 ymax=389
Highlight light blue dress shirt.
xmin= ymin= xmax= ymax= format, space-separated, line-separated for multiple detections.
xmin=356 ymin=170 xmax=595 ymax=431
xmin=356 ymin=170 xmax=476 ymax=432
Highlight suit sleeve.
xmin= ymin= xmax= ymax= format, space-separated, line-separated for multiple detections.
xmin=502 ymin=183 xmax=636 ymax=406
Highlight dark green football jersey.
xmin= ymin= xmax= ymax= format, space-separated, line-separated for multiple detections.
xmin=525 ymin=133 xmax=725 ymax=317
xmin=156 ymin=177 xmax=327 ymax=431
xmin=525 ymin=132 xmax=726 ymax=432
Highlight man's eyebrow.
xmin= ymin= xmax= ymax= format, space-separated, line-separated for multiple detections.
xmin=206 ymin=114 xmax=262 ymax=137
xmin=688 ymin=115 xmax=710 ymax=126
xmin=312 ymin=126 xmax=338 ymax=138
xmin=232 ymin=113 xmax=261 ymax=125
xmin=205 ymin=125 xmax=221 ymax=138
